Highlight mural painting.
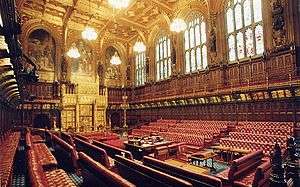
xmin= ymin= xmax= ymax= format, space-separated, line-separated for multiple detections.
xmin=28 ymin=29 xmax=55 ymax=72
xmin=71 ymin=40 xmax=93 ymax=75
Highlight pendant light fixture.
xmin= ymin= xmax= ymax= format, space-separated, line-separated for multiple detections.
xmin=66 ymin=44 xmax=80 ymax=58
xmin=170 ymin=18 xmax=187 ymax=33
xmin=108 ymin=0 xmax=131 ymax=9
xmin=81 ymin=0 xmax=98 ymax=41
xmin=133 ymin=39 xmax=146 ymax=53
xmin=110 ymin=52 xmax=122 ymax=65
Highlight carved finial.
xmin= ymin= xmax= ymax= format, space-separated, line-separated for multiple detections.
xmin=285 ymin=137 xmax=300 ymax=186
xmin=270 ymin=143 xmax=287 ymax=187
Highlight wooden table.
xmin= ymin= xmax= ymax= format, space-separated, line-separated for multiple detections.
xmin=211 ymin=146 xmax=251 ymax=162
xmin=124 ymin=141 xmax=172 ymax=160
xmin=189 ymin=150 xmax=217 ymax=171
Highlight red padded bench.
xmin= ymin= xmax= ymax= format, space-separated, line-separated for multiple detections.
xmin=143 ymin=156 xmax=222 ymax=187
xmin=27 ymin=150 xmax=76 ymax=187
xmin=115 ymin=155 xmax=193 ymax=187
xmin=78 ymin=152 xmax=135 ymax=187
xmin=233 ymin=160 xmax=271 ymax=187
xmin=0 ymin=132 xmax=20 ymax=187
xmin=217 ymin=150 xmax=264 ymax=185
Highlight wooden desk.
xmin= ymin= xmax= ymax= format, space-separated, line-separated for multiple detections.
xmin=211 ymin=146 xmax=251 ymax=162
xmin=189 ymin=150 xmax=217 ymax=171
xmin=124 ymin=141 xmax=172 ymax=160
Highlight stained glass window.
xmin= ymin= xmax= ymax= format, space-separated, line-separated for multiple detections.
xmin=156 ymin=36 xmax=171 ymax=81
xmin=135 ymin=51 xmax=146 ymax=86
xmin=226 ymin=0 xmax=264 ymax=63
xmin=184 ymin=14 xmax=207 ymax=73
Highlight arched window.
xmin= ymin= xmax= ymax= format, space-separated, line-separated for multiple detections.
xmin=184 ymin=15 xmax=207 ymax=73
xmin=135 ymin=52 xmax=146 ymax=86
xmin=155 ymin=35 xmax=171 ymax=81
xmin=226 ymin=0 xmax=264 ymax=62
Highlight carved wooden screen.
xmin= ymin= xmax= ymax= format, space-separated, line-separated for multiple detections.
xmin=79 ymin=104 xmax=93 ymax=131
xmin=62 ymin=109 xmax=75 ymax=131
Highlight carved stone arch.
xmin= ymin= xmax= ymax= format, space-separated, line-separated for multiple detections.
xmin=148 ymin=13 xmax=171 ymax=47
xmin=21 ymin=19 xmax=62 ymax=50
xmin=175 ymin=1 xmax=209 ymax=21
xmin=102 ymin=41 xmax=127 ymax=65
xmin=129 ymin=30 xmax=147 ymax=56
xmin=101 ymin=40 xmax=128 ymax=86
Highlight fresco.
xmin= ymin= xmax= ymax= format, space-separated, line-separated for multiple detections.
xmin=71 ymin=40 xmax=93 ymax=75
xmin=28 ymin=29 xmax=55 ymax=71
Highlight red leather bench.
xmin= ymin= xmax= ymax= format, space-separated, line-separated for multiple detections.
xmin=74 ymin=137 xmax=111 ymax=168
xmin=143 ymin=156 xmax=222 ymax=187
xmin=217 ymin=150 xmax=264 ymax=185
xmin=0 ymin=132 xmax=20 ymax=187
xmin=115 ymin=155 xmax=193 ymax=187
xmin=233 ymin=160 xmax=271 ymax=187
xmin=78 ymin=152 xmax=135 ymax=187
xmin=32 ymin=143 xmax=58 ymax=170
xmin=27 ymin=150 xmax=76 ymax=187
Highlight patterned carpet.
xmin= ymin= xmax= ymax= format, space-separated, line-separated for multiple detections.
xmin=12 ymin=142 xmax=27 ymax=187
xmin=67 ymin=172 xmax=84 ymax=186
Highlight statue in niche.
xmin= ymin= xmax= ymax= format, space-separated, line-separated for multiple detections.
xmin=27 ymin=29 xmax=55 ymax=72
xmin=209 ymin=27 xmax=218 ymax=66
xmin=71 ymin=40 xmax=93 ymax=75
xmin=126 ymin=65 xmax=130 ymax=81
xmin=61 ymin=57 xmax=68 ymax=81
xmin=171 ymin=46 xmax=177 ymax=76
xmin=210 ymin=28 xmax=217 ymax=53
xmin=272 ymin=0 xmax=286 ymax=47
xmin=145 ymin=57 xmax=150 ymax=77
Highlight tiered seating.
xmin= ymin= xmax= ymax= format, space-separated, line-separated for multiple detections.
xmin=236 ymin=126 xmax=291 ymax=136
xmin=239 ymin=121 xmax=293 ymax=131
xmin=220 ymin=138 xmax=274 ymax=155
xmin=78 ymin=152 xmax=135 ymax=187
xmin=0 ymin=132 xmax=20 ymax=187
xmin=159 ymin=132 xmax=204 ymax=147
xmin=229 ymin=132 xmax=287 ymax=147
xmin=76 ymin=131 xmax=119 ymax=142
xmin=219 ymin=121 xmax=293 ymax=155
xmin=131 ymin=120 xmax=229 ymax=147
xmin=143 ymin=156 xmax=222 ymax=187
xmin=115 ymin=155 xmax=193 ymax=187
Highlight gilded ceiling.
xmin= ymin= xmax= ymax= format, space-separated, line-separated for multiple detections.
xmin=17 ymin=0 xmax=226 ymax=43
